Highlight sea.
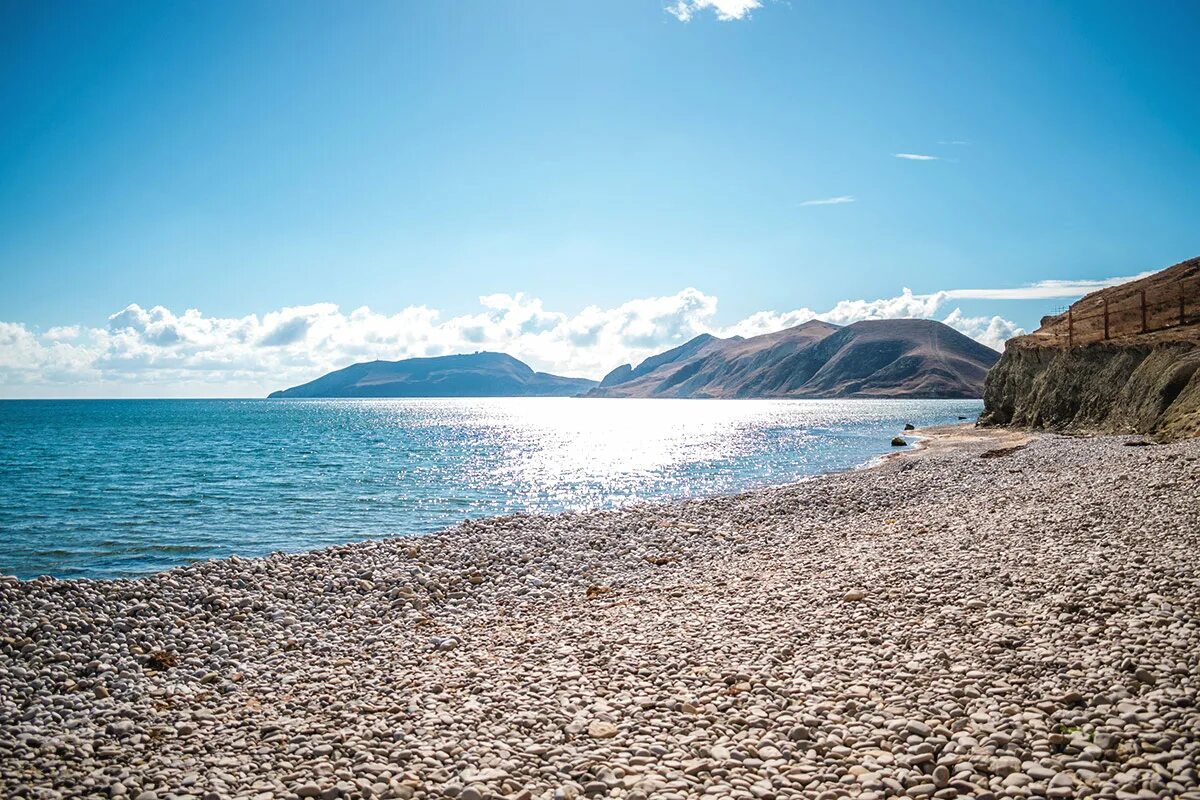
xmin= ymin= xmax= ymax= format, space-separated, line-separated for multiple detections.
xmin=0 ymin=398 xmax=982 ymax=580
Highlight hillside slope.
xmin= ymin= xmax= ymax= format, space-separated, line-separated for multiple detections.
xmin=587 ymin=318 xmax=998 ymax=399
xmin=269 ymin=352 xmax=597 ymax=398
xmin=980 ymin=256 xmax=1200 ymax=440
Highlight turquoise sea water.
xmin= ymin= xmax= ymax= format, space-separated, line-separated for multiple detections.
xmin=0 ymin=398 xmax=982 ymax=579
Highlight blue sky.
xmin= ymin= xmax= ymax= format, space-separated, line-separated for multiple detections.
xmin=0 ymin=0 xmax=1197 ymax=396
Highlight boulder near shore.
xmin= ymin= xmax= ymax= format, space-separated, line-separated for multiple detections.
xmin=2 ymin=428 xmax=1199 ymax=800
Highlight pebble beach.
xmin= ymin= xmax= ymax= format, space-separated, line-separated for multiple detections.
xmin=2 ymin=426 xmax=1198 ymax=800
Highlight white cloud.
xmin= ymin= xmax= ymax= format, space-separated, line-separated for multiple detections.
xmin=894 ymin=153 xmax=939 ymax=161
xmin=940 ymin=308 xmax=1025 ymax=351
xmin=799 ymin=195 xmax=855 ymax=206
xmin=9 ymin=270 xmax=1140 ymax=397
xmin=0 ymin=292 xmax=723 ymax=397
xmin=711 ymin=288 xmax=1027 ymax=348
xmin=666 ymin=0 xmax=761 ymax=22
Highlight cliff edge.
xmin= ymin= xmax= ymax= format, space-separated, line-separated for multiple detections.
xmin=979 ymin=257 xmax=1200 ymax=440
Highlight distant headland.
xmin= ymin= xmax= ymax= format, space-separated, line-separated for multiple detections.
xmin=268 ymin=352 xmax=597 ymax=398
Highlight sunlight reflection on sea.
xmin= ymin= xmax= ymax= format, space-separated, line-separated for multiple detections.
xmin=0 ymin=397 xmax=981 ymax=578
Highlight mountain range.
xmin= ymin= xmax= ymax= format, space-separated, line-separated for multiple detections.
xmin=585 ymin=318 xmax=999 ymax=398
xmin=268 ymin=318 xmax=999 ymax=399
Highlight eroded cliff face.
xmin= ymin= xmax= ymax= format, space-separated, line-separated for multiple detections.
xmin=979 ymin=339 xmax=1200 ymax=440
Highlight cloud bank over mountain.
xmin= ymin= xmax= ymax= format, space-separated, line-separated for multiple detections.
xmin=4 ymin=272 xmax=1138 ymax=397
xmin=0 ymin=285 xmax=1031 ymax=397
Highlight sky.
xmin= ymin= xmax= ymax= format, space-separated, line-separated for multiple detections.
xmin=0 ymin=0 xmax=1197 ymax=397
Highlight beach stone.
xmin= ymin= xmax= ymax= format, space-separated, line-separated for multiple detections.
xmin=992 ymin=757 xmax=1022 ymax=777
xmin=1 ymin=431 xmax=1197 ymax=800
xmin=905 ymin=720 xmax=932 ymax=738
xmin=588 ymin=721 xmax=619 ymax=739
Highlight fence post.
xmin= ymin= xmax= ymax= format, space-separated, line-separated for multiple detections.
xmin=1141 ymin=289 xmax=1147 ymax=333
xmin=1103 ymin=297 xmax=1110 ymax=340
xmin=1182 ymin=282 xmax=1188 ymax=326
xmin=1067 ymin=307 xmax=1073 ymax=347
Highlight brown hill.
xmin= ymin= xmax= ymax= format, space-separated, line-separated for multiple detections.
xmin=587 ymin=318 xmax=998 ymax=399
xmin=981 ymin=256 xmax=1200 ymax=440
xmin=269 ymin=352 xmax=597 ymax=398
xmin=1024 ymin=256 xmax=1200 ymax=347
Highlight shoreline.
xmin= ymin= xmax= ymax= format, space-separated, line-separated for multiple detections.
xmin=865 ymin=421 xmax=1027 ymax=468
xmin=3 ymin=427 xmax=1198 ymax=799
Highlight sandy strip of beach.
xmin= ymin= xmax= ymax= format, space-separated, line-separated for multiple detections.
xmin=2 ymin=425 xmax=1198 ymax=800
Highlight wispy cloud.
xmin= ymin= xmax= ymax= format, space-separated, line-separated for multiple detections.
xmin=937 ymin=140 xmax=969 ymax=146
xmin=799 ymin=195 xmax=855 ymax=206
xmin=944 ymin=273 xmax=1155 ymax=300
xmin=666 ymin=0 xmax=761 ymax=22
xmin=893 ymin=153 xmax=939 ymax=161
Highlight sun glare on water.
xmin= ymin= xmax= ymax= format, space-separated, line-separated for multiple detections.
xmin=0 ymin=397 xmax=980 ymax=577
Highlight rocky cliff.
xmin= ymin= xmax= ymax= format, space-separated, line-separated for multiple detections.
xmin=980 ymin=257 xmax=1200 ymax=440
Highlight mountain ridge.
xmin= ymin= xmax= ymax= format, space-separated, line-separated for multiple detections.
xmin=586 ymin=318 xmax=997 ymax=399
xmin=270 ymin=319 xmax=1001 ymax=400
xmin=268 ymin=352 xmax=597 ymax=398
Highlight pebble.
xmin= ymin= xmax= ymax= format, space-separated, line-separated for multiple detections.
xmin=1 ymin=431 xmax=1197 ymax=800
xmin=587 ymin=721 xmax=618 ymax=739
